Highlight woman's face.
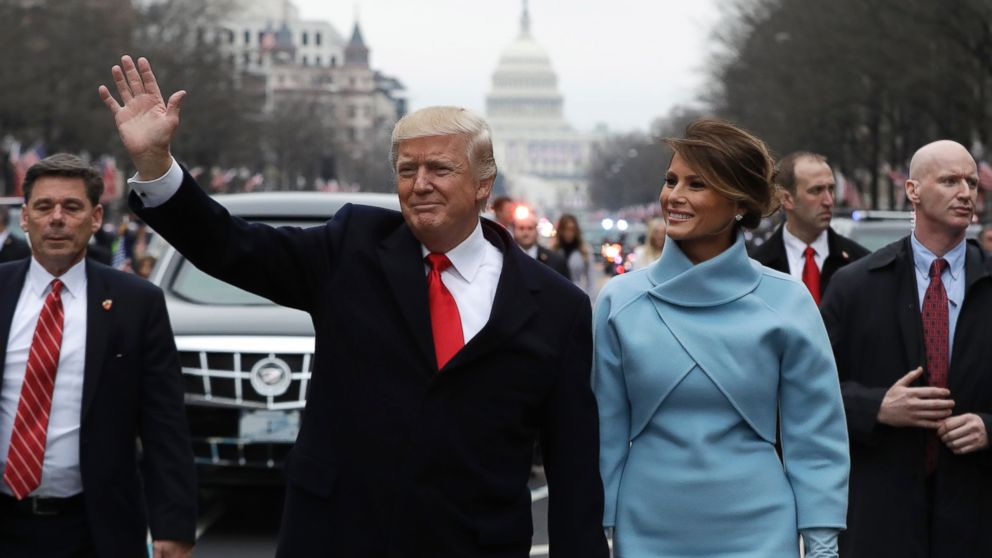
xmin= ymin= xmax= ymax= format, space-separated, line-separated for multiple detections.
xmin=660 ymin=153 xmax=739 ymax=261
xmin=558 ymin=220 xmax=578 ymax=243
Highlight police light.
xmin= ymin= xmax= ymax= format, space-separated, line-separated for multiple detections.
xmin=602 ymin=218 xmax=615 ymax=231
xmin=616 ymin=219 xmax=629 ymax=232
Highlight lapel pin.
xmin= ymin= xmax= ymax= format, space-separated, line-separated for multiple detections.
xmin=842 ymin=251 xmax=850 ymax=260
xmin=102 ymin=299 xmax=113 ymax=311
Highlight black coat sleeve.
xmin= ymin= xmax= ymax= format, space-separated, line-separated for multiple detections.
xmin=130 ymin=169 xmax=344 ymax=312
xmin=540 ymin=299 xmax=610 ymax=557
xmin=138 ymin=287 xmax=197 ymax=543
xmin=821 ymin=267 xmax=887 ymax=445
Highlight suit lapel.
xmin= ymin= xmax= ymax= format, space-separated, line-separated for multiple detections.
xmin=764 ymin=227 xmax=790 ymax=274
xmin=0 ymin=260 xmax=31 ymax=388
xmin=376 ymin=224 xmax=435 ymax=371
xmin=81 ymin=260 xmax=113 ymax=421
xmin=892 ymin=238 xmax=924 ymax=371
xmin=445 ymin=221 xmax=538 ymax=372
xmin=821 ymin=228 xmax=850 ymax=288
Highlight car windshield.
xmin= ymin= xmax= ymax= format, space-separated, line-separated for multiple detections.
xmin=171 ymin=260 xmax=274 ymax=305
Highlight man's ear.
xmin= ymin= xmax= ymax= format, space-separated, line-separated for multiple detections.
xmin=477 ymin=176 xmax=495 ymax=203
xmin=905 ymin=180 xmax=920 ymax=204
xmin=781 ymin=189 xmax=795 ymax=211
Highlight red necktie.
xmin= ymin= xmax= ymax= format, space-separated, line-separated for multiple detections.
xmin=802 ymin=246 xmax=821 ymax=304
xmin=426 ymin=254 xmax=464 ymax=370
xmin=923 ymin=258 xmax=949 ymax=473
xmin=4 ymin=279 xmax=64 ymax=499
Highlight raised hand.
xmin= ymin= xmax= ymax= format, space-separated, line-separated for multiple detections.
xmin=98 ymin=55 xmax=186 ymax=180
xmin=877 ymin=367 xmax=955 ymax=429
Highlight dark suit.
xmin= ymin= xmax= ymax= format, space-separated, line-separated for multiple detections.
xmin=821 ymin=237 xmax=992 ymax=557
xmin=750 ymin=224 xmax=869 ymax=299
xmin=132 ymin=171 xmax=609 ymax=558
xmin=0 ymin=234 xmax=29 ymax=263
xmin=533 ymin=245 xmax=571 ymax=279
xmin=0 ymin=258 xmax=196 ymax=558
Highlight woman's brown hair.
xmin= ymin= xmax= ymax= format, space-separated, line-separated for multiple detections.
xmin=664 ymin=118 xmax=779 ymax=229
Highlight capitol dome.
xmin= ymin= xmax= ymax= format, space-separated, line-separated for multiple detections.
xmin=486 ymin=1 xmax=566 ymax=129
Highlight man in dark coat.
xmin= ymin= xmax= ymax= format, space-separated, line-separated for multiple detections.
xmin=822 ymin=140 xmax=992 ymax=557
xmin=101 ymin=55 xmax=608 ymax=558
xmin=750 ymin=152 xmax=869 ymax=302
xmin=514 ymin=213 xmax=570 ymax=279
xmin=0 ymin=207 xmax=30 ymax=263
xmin=0 ymin=154 xmax=195 ymax=558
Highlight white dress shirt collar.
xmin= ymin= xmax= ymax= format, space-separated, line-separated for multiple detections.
xmin=782 ymin=224 xmax=829 ymax=276
xmin=0 ymin=230 xmax=9 ymax=247
xmin=421 ymin=220 xmax=489 ymax=282
xmin=28 ymin=256 xmax=87 ymax=301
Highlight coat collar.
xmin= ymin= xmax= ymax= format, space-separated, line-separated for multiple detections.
xmin=81 ymin=258 xmax=113 ymax=421
xmin=376 ymin=217 xmax=539 ymax=375
xmin=647 ymin=232 xmax=762 ymax=307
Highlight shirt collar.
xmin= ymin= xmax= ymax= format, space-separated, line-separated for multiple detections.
xmin=782 ymin=223 xmax=829 ymax=257
xmin=28 ymin=256 xmax=87 ymax=300
xmin=0 ymin=230 xmax=8 ymax=246
xmin=523 ymin=244 xmax=538 ymax=259
xmin=421 ymin=220 xmax=487 ymax=282
xmin=911 ymin=233 xmax=966 ymax=281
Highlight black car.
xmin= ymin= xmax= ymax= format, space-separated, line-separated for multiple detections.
xmin=146 ymin=191 xmax=399 ymax=485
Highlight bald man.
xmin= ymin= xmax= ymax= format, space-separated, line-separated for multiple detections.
xmin=822 ymin=140 xmax=992 ymax=557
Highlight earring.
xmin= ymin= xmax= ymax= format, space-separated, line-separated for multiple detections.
xmin=734 ymin=213 xmax=743 ymax=222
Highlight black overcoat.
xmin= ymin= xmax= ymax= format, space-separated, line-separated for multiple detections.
xmin=821 ymin=236 xmax=992 ymax=557
xmin=133 ymin=171 xmax=609 ymax=558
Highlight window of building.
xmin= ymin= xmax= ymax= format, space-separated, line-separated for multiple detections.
xmin=316 ymin=32 xmax=322 ymax=46
xmin=302 ymin=55 xmax=308 ymax=66
xmin=243 ymin=52 xmax=250 ymax=65
xmin=244 ymin=30 xmax=250 ymax=44
xmin=349 ymin=127 xmax=357 ymax=140
xmin=330 ymin=56 xmax=337 ymax=67
xmin=315 ymin=56 xmax=322 ymax=66
xmin=258 ymin=30 xmax=264 ymax=44
xmin=302 ymin=31 xmax=309 ymax=46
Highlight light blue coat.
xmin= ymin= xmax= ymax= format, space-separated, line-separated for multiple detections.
xmin=594 ymin=233 xmax=849 ymax=557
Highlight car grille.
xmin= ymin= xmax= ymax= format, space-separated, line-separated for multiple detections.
xmin=175 ymin=336 xmax=314 ymax=469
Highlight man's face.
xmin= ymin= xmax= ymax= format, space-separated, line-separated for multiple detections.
xmin=395 ymin=135 xmax=492 ymax=250
xmin=495 ymin=203 xmax=514 ymax=227
xmin=908 ymin=146 xmax=978 ymax=236
xmin=783 ymin=157 xmax=835 ymax=234
xmin=22 ymin=176 xmax=103 ymax=273
xmin=514 ymin=216 xmax=538 ymax=249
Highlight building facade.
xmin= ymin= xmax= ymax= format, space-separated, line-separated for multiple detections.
xmin=486 ymin=1 xmax=595 ymax=211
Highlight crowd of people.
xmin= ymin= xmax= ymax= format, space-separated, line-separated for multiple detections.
xmin=0 ymin=53 xmax=990 ymax=558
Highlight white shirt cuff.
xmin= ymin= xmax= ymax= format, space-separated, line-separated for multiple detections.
xmin=127 ymin=158 xmax=182 ymax=208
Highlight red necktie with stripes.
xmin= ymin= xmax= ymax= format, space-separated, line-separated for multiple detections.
xmin=426 ymin=254 xmax=464 ymax=370
xmin=802 ymin=246 xmax=821 ymax=304
xmin=3 ymin=279 xmax=64 ymax=499
xmin=923 ymin=258 xmax=949 ymax=474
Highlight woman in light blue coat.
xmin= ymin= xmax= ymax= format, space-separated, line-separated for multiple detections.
xmin=594 ymin=119 xmax=849 ymax=558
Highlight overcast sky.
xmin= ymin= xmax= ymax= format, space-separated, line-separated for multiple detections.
xmin=293 ymin=0 xmax=721 ymax=133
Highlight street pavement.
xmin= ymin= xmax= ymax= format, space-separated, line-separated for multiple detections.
xmin=193 ymin=470 xmax=554 ymax=557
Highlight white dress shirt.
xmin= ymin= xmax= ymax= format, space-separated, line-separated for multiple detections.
xmin=130 ymin=158 xmax=506 ymax=343
xmin=782 ymin=224 xmax=830 ymax=279
xmin=0 ymin=257 xmax=87 ymax=497
xmin=522 ymin=245 xmax=539 ymax=259
xmin=421 ymin=222 xmax=503 ymax=343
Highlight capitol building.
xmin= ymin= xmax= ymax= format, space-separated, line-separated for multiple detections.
xmin=486 ymin=1 xmax=597 ymax=212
